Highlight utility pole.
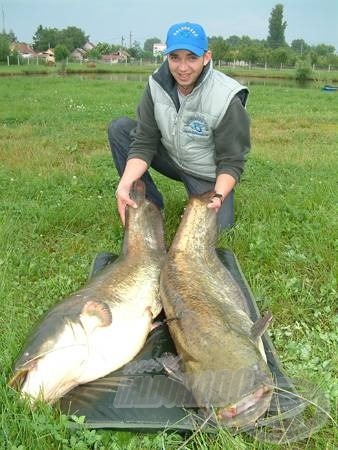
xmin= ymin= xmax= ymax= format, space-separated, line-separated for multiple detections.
xmin=121 ymin=35 xmax=125 ymax=48
xmin=129 ymin=31 xmax=132 ymax=48
xmin=1 ymin=3 xmax=5 ymax=34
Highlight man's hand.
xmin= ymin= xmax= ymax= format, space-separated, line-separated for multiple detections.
xmin=115 ymin=185 xmax=137 ymax=225
xmin=114 ymin=158 xmax=148 ymax=225
xmin=207 ymin=194 xmax=223 ymax=212
xmin=207 ymin=173 xmax=236 ymax=213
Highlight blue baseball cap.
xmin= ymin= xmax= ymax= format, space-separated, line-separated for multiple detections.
xmin=164 ymin=22 xmax=208 ymax=57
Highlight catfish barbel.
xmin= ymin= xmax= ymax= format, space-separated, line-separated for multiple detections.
xmin=160 ymin=192 xmax=273 ymax=428
xmin=9 ymin=180 xmax=166 ymax=404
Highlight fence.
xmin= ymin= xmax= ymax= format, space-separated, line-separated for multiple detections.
xmin=4 ymin=55 xmax=338 ymax=72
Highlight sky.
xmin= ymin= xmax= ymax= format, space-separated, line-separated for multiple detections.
xmin=3 ymin=0 xmax=338 ymax=51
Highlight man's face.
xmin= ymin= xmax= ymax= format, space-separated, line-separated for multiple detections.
xmin=167 ymin=50 xmax=211 ymax=91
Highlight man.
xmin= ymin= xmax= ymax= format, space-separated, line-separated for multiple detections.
xmin=108 ymin=21 xmax=250 ymax=230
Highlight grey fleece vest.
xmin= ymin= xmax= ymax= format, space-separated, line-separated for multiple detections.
xmin=149 ymin=66 xmax=248 ymax=179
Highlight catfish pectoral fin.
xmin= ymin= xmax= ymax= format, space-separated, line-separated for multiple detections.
xmin=164 ymin=316 xmax=180 ymax=323
xmin=251 ymin=311 xmax=272 ymax=340
xmin=81 ymin=300 xmax=112 ymax=328
xmin=151 ymin=315 xmax=180 ymax=330
xmin=161 ymin=353 xmax=184 ymax=383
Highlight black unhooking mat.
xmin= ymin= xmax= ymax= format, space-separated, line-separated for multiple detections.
xmin=59 ymin=249 xmax=329 ymax=443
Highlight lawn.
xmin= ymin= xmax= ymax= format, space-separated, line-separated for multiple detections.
xmin=0 ymin=74 xmax=337 ymax=449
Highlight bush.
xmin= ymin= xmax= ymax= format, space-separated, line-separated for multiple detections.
xmin=295 ymin=58 xmax=313 ymax=81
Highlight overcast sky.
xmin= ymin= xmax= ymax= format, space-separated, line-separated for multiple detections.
xmin=3 ymin=0 xmax=338 ymax=50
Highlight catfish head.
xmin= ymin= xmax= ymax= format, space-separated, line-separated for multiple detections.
xmin=213 ymin=312 xmax=274 ymax=427
xmin=9 ymin=298 xmax=113 ymax=404
xmin=214 ymin=365 xmax=274 ymax=428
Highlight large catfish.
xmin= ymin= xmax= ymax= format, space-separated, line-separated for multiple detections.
xmin=160 ymin=192 xmax=273 ymax=428
xmin=10 ymin=180 xmax=166 ymax=404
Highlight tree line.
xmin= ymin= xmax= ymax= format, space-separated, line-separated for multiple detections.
xmin=0 ymin=4 xmax=337 ymax=69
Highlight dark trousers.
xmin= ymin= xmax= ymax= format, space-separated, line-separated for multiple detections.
xmin=107 ymin=117 xmax=234 ymax=230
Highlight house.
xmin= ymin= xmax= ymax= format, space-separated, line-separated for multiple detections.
xmin=83 ymin=41 xmax=96 ymax=51
xmin=37 ymin=48 xmax=55 ymax=64
xmin=71 ymin=47 xmax=87 ymax=61
xmin=11 ymin=42 xmax=36 ymax=58
xmin=101 ymin=50 xmax=130 ymax=64
xmin=153 ymin=43 xmax=166 ymax=57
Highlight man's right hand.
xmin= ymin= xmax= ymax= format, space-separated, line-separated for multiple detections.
xmin=114 ymin=158 xmax=148 ymax=225
xmin=115 ymin=185 xmax=137 ymax=225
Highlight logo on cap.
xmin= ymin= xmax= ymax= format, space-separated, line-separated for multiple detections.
xmin=173 ymin=25 xmax=199 ymax=38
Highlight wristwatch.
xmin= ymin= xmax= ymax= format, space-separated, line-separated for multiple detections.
xmin=212 ymin=192 xmax=224 ymax=203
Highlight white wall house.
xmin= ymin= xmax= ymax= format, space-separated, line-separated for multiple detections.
xmin=153 ymin=43 xmax=166 ymax=57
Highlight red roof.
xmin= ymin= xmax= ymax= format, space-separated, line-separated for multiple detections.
xmin=11 ymin=43 xmax=36 ymax=55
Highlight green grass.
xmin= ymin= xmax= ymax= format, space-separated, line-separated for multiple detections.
xmin=0 ymin=75 xmax=337 ymax=449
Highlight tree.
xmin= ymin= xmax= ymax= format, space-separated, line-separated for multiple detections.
xmin=32 ymin=25 xmax=87 ymax=52
xmin=267 ymin=4 xmax=287 ymax=48
xmin=313 ymin=43 xmax=335 ymax=56
xmin=3 ymin=29 xmax=17 ymax=42
xmin=33 ymin=25 xmax=59 ymax=51
xmin=58 ymin=26 xmax=87 ymax=52
xmin=95 ymin=42 xmax=113 ymax=55
xmin=0 ymin=33 xmax=10 ymax=62
xmin=270 ymin=47 xmax=289 ymax=66
xmin=54 ymin=44 xmax=70 ymax=61
xmin=225 ymin=35 xmax=242 ymax=48
xmin=127 ymin=41 xmax=143 ymax=59
xmin=85 ymin=47 xmax=101 ymax=60
xmin=144 ymin=37 xmax=161 ymax=53
xmin=209 ymin=36 xmax=229 ymax=61
xmin=291 ymin=39 xmax=310 ymax=55
xmin=240 ymin=45 xmax=261 ymax=65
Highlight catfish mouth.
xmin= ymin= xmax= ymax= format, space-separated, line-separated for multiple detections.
xmin=9 ymin=366 xmax=66 ymax=404
xmin=216 ymin=384 xmax=273 ymax=428
xmin=9 ymin=368 xmax=30 ymax=391
xmin=9 ymin=355 xmax=39 ymax=391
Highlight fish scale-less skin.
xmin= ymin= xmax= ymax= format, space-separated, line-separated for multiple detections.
xmin=161 ymin=259 xmax=259 ymax=373
xmin=160 ymin=193 xmax=273 ymax=426
xmin=10 ymin=180 xmax=166 ymax=404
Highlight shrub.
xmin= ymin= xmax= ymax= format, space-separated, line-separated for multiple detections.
xmin=295 ymin=58 xmax=313 ymax=81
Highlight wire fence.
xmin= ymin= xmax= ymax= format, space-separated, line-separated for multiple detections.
xmin=4 ymin=54 xmax=338 ymax=72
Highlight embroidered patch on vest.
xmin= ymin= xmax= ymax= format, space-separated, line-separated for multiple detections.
xmin=183 ymin=115 xmax=209 ymax=137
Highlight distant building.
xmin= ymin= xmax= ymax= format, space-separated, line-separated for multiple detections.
xmin=11 ymin=42 xmax=36 ymax=58
xmin=101 ymin=50 xmax=130 ymax=64
xmin=83 ymin=41 xmax=96 ymax=51
xmin=71 ymin=47 xmax=87 ymax=61
xmin=153 ymin=43 xmax=166 ymax=57
xmin=44 ymin=48 xmax=55 ymax=64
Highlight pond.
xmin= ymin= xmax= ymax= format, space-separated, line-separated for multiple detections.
xmin=72 ymin=72 xmax=317 ymax=89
